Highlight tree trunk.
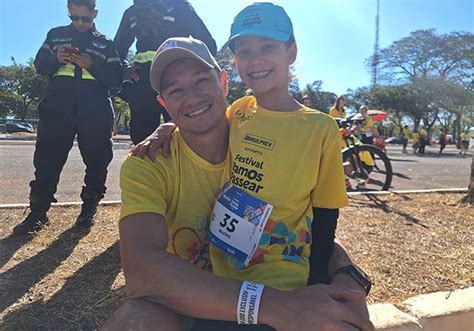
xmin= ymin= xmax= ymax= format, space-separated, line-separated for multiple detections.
xmin=453 ymin=113 xmax=461 ymax=149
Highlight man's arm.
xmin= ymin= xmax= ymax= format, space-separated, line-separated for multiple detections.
xmin=308 ymin=207 xmax=337 ymax=285
xmin=34 ymin=30 xmax=63 ymax=77
xmin=120 ymin=213 xmax=374 ymax=330
xmin=85 ymin=43 xmax=123 ymax=89
xmin=113 ymin=9 xmax=136 ymax=67
xmin=309 ymin=207 xmax=371 ymax=320
xmin=329 ymin=241 xmax=371 ymax=320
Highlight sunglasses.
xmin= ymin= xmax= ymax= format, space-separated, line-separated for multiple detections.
xmin=69 ymin=15 xmax=93 ymax=23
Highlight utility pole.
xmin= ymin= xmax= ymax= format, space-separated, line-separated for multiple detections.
xmin=371 ymin=0 xmax=380 ymax=87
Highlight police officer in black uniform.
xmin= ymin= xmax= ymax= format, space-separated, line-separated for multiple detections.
xmin=13 ymin=0 xmax=123 ymax=234
xmin=114 ymin=0 xmax=217 ymax=145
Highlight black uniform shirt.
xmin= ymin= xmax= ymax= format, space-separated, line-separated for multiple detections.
xmin=34 ymin=24 xmax=123 ymax=115
xmin=114 ymin=1 xmax=217 ymax=67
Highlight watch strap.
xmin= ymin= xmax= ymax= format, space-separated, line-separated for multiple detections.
xmin=333 ymin=265 xmax=372 ymax=295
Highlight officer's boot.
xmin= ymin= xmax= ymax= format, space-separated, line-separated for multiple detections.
xmin=13 ymin=196 xmax=51 ymax=235
xmin=75 ymin=191 xmax=102 ymax=228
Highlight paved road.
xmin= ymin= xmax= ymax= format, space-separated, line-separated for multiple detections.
xmin=0 ymin=141 xmax=471 ymax=205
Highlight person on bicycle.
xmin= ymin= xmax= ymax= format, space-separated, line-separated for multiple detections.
xmin=355 ymin=105 xmax=377 ymax=145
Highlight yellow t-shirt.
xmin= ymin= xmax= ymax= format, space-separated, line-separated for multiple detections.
xmin=329 ymin=106 xmax=346 ymax=119
xmin=360 ymin=115 xmax=374 ymax=135
xmin=420 ymin=129 xmax=428 ymax=138
xmin=211 ymin=96 xmax=348 ymax=291
xmin=120 ymin=130 xmax=225 ymax=270
xmin=461 ymin=132 xmax=470 ymax=141
xmin=402 ymin=128 xmax=410 ymax=140
xmin=412 ymin=132 xmax=420 ymax=144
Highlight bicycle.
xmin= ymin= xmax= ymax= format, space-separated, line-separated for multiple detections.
xmin=336 ymin=118 xmax=393 ymax=192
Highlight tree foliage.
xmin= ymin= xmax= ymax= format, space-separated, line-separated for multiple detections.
xmin=0 ymin=58 xmax=48 ymax=120
xmin=368 ymin=29 xmax=473 ymax=88
xmin=215 ymin=48 xmax=248 ymax=105
xmin=361 ymin=29 xmax=473 ymax=138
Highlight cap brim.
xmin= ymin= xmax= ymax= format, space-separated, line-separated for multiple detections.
xmin=150 ymin=48 xmax=215 ymax=93
xmin=223 ymin=28 xmax=291 ymax=50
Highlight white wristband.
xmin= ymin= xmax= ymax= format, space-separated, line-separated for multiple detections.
xmin=237 ymin=281 xmax=265 ymax=325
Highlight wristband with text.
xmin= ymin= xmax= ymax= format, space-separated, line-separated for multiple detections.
xmin=237 ymin=281 xmax=265 ymax=325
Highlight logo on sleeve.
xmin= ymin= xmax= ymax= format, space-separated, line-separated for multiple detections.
xmin=92 ymin=40 xmax=107 ymax=49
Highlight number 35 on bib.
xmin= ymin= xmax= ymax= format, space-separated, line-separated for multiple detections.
xmin=209 ymin=182 xmax=273 ymax=266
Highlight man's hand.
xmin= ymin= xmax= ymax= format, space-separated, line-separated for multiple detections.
xmin=56 ymin=46 xmax=73 ymax=64
xmin=69 ymin=53 xmax=92 ymax=69
xmin=130 ymin=122 xmax=177 ymax=160
xmin=124 ymin=67 xmax=140 ymax=83
xmin=265 ymin=284 xmax=374 ymax=331
xmin=332 ymin=273 xmax=371 ymax=321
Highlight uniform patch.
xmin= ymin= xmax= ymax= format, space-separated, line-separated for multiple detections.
xmin=52 ymin=38 xmax=72 ymax=42
xmin=92 ymin=40 xmax=107 ymax=49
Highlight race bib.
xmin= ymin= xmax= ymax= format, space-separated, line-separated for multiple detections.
xmin=209 ymin=183 xmax=273 ymax=266
xmin=365 ymin=130 xmax=373 ymax=137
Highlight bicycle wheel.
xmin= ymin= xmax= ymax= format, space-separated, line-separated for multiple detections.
xmin=343 ymin=144 xmax=392 ymax=192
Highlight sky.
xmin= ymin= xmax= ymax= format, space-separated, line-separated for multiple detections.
xmin=0 ymin=0 xmax=473 ymax=95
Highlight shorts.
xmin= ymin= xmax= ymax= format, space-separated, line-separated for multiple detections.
xmin=462 ymin=141 xmax=469 ymax=149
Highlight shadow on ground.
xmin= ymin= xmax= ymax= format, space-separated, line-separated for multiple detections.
xmin=350 ymin=194 xmax=428 ymax=228
xmin=1 ymin=241 xmax=124 ymax=330
xmin=0 ymin=233 xmax=33 ymax=269
xmin=0 ymin=228 xmax=90 ymax=313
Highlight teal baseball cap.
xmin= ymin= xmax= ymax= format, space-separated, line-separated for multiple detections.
xmin=225 ymin=2 xmax=294 ymax=49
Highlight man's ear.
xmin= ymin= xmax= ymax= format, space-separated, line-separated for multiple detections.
xmin=157 ymin=96 xmax=168 ymax=112
xmin=93 ymin=9 xmax=98 ymax=19
xmin=288 ymin=43 xmax=297 ymax=65
xmin=220 ymin=70 xmax=229 ymax=97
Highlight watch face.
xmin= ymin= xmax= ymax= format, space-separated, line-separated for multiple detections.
xmin=334 ymin=264 xmax=372 ymax=295
xmin=351 ymin=265 xmax=371 ymax=295
xmin=353 ymin=265 xmax=371 ymax=282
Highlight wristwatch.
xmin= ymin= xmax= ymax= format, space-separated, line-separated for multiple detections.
xmin=333 ymin=265 xmax=372 ymax=295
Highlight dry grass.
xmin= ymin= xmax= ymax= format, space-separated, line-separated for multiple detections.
xmin=0 ymin=193 xmax=472 ymax=329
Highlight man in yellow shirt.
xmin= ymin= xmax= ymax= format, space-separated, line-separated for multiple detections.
xmin=103 ymin=36 xmax=373 ymax=330
xmin=412 ymin=130 xmax=420 ymax=154
xmin=419 ymin=127 xmax=428 ymax=154
xmin=401 ymin=125 xmax=410 ymax=153
xmin=460 ymin=130 xmax=470 ymax=155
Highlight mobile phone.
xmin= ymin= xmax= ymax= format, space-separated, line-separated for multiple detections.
xmin=63 ymin=46 xmax=80 ymax=54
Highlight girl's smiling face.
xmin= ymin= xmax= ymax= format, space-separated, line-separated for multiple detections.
xmin=233 ymin=35 xmax=296 ymax=98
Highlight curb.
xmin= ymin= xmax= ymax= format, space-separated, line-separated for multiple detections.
xmin=0 ymin=188 xmax=468 ymax=209
xmin=369 ymin=287 xmax=474 ymax=331
xmin=0 ymin=140 xmax=132 ymax=148
xmin=347 ymin=188 xmax=468 ymax=196
xmin=0 ymin=200 xmax=121 ymax=209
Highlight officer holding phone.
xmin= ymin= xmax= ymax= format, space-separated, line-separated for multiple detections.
xmin=13 ymin=0 xmax=123 ymax=234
